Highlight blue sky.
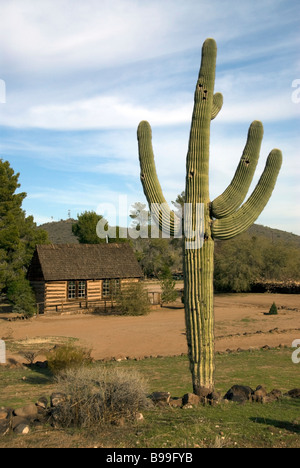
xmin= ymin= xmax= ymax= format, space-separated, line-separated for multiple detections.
xmin=0 ymin=0 xmax=299 ymax=234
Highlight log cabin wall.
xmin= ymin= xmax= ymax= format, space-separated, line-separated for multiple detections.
xmin=87 ymin=280 xmax=102 ymax=302
xmin=27 ymin=244 xmax=144 ymax=315
xmin=44 ymin=281 xmax=67 ymax=314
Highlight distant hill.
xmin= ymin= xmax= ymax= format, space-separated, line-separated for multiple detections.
xmin=39 ymin=219 xmax=79 ymax=244
xmin=247 ymin=224 xmax=300 ymax=248
xmin=39 ymin=219 xmax=300 ymax=247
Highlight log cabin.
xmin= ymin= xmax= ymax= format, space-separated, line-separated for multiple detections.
xmin=27 ymin=243 xmax=143 ymax=314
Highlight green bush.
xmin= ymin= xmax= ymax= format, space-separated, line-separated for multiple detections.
xmin=53 ymin=366 xmax=150 ymax=427
xmin=46 ymin=343 xmax=93 ymax=375
xmin=115 ymin=281 xmax=150 ymax=316
xmin=6 ymin=278 xmax=36 ymax=317
xmin=268 ymin=302 xmax=278 ymax=315
xmin=160 ymin=275 xmax=178 ymax=305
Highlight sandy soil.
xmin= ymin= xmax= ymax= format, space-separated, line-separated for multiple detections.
xmin=1 ymin=294 xmax=299 ymax=361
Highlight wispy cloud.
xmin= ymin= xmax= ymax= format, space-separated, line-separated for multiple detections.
xmin=1 ymin=0 xmax=299 ymax=234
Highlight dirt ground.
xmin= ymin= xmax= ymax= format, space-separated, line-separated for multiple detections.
xmin=0 ymin=294 xmax=299 ymax=362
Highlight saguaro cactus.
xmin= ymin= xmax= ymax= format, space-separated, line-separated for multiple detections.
xmin=137 ymin=38 xmax=282 ymax=395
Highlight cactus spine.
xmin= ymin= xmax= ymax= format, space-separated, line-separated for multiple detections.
xmin=137 ymin=38 xmax=282 ymax=394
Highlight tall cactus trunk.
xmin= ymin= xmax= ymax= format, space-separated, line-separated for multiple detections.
xmin=183 ymin=38 xmax=217 ymax=395
xmin=137 ymin=38 xmax=282 ymax=394
xmin=184 ymin=240 xmax=215 ymax=394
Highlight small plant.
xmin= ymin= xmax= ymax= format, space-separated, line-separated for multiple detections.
xmin=21 ymin=350 xmax=39 ymax=366
xmin=53 ymin=366 xmax=150 ymax=427
xmin=268 ymin=302 xmax=278 ymax=315
xmin=159 ymin=273 xmax=178 ymax=306
xmin=46 ymin=343 xmax=93 ymax=375
xmin=115 ymin=281 xmax=150 ymax=316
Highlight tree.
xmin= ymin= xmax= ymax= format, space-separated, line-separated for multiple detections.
xmin=137 ymin=38 xmax=282 ymax=395
xmin=159 ymin=269 xmax=178 ymax=306
xmin=0 ymin=159 xmax=49 ymax=315
xmin=73 ymin=211 xmax=129 ymax=244
xmin=72 ymin=211 xmax=107 ymax=244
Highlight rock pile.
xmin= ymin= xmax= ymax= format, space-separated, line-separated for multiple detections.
xmin=0 ymin=392 xmax=66 ymax=436
xmin=1 ymin=386 xmax=299 ymax=436
xmin=150 ymin=386 xmax=300 ymax=408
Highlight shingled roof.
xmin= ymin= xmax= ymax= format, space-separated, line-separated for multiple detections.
xmin=27 ymin=244 xmax=143 ymax=281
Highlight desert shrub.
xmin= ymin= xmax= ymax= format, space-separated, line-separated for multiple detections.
xmin=268 ymin=302 xmax=278 ymax=315
xmin=46 ymin=343 xmax=93 ymax=375
xmin=115 ymin=281 xmax=150 ymax=316
xmin=159 ymin=273 xmax=178 ymax=305
xmin=53 ymin=366 xmax=150 ymax=427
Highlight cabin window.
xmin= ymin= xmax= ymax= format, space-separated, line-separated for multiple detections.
xmin=102 ymin=279 xmax=121 ymax=299
xmin=68 ymin=281 xmax=86 ymax=300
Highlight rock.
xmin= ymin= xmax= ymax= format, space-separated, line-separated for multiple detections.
xmin=182 ymin=393 xmax=201 ymax=407
xmin=11 ymin=416 xmax=29 ymax=430
xmin=149 ymin=392 xmax=171 ymax=405
xmin=286 ymin=388 xmax=300 ymax=399
xmin=0 ymin=409 xmax=8 ymax=420
xmin=14 ymin=404 xmax=38 ymax=420
xmin=135 ymin=413 xmax=144 ymax=422
xmin=253 ymin=385 xmax=268 ymax=403
xmin=169 ymin=398 xmax=183 ymax=408
xmin=267 ymin=389 xmax=282 ymax=401
xmin=50 ymin=392 xmax=67 ymax=407
xmin=13 ymin=423 xmax=30 ymax=435
xmin=207 ymin=391 xmax=221 ymax=406
xmin=224 ymin=385 xmax=254 ymax=403
xmin=36 ymin=397 xmax=48 ymax=409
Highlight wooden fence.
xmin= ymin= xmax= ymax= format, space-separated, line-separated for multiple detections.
xmin=36 ymin=291 xmax=162 ymax=315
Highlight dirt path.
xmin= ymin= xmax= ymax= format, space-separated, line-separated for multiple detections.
xmin=1 ymin=294 xmax=299 ymax=361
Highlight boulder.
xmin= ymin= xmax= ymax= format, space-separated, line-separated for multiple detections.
xmin=149 ymin=392 xmax=171 ymax=405
xmin=11 ymin=416 xmax=29 ymax=430
xmin=169 ymin=398 xmax=183 ymax=408
xmin=224 ymin=385 xmax=254 ymax=403
xmin=0 ymin=409 xmax=8 ymax=420
xmin=267 ymin=389 xmax=282 ymax=401
xmin=14 ymin=404 xmax=38 ymax=420
xmin=286 ymin=388 xmax=300 ymax=399
xmin=13 ymin=423 xmax=30 ymax=435
xmin=253 ymin=385 xmax=268 ymax=403
xmin=182 ymin=393 xmax=201 ymax=407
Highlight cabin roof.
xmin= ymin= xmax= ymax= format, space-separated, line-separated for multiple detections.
xmin=27 ymin=243 xmax=143 ymax=281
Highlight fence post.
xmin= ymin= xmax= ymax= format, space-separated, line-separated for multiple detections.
xmin=0 ymin=340 xmax=6 ymax=364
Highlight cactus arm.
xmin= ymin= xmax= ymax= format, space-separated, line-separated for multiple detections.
xmin=212 ymin=149 xmax=282 ymax=240
xmin=137 ymin=120 xmax=181 ymax=236
xmin=211 ymin=120 xmax=264 ymax=219
xmin=211 ymin=92 xmax=223 ymax=120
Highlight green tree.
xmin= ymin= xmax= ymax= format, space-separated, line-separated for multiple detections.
xmin=159 ymin=269 xmax=178 ymax=305
xmin=73 ymin=211 xmax=129 ymax=244
xmin=72 ymin=211 xmax=106 ymax=244
xmin=0 ymin=159 xmax=49 ymax=315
